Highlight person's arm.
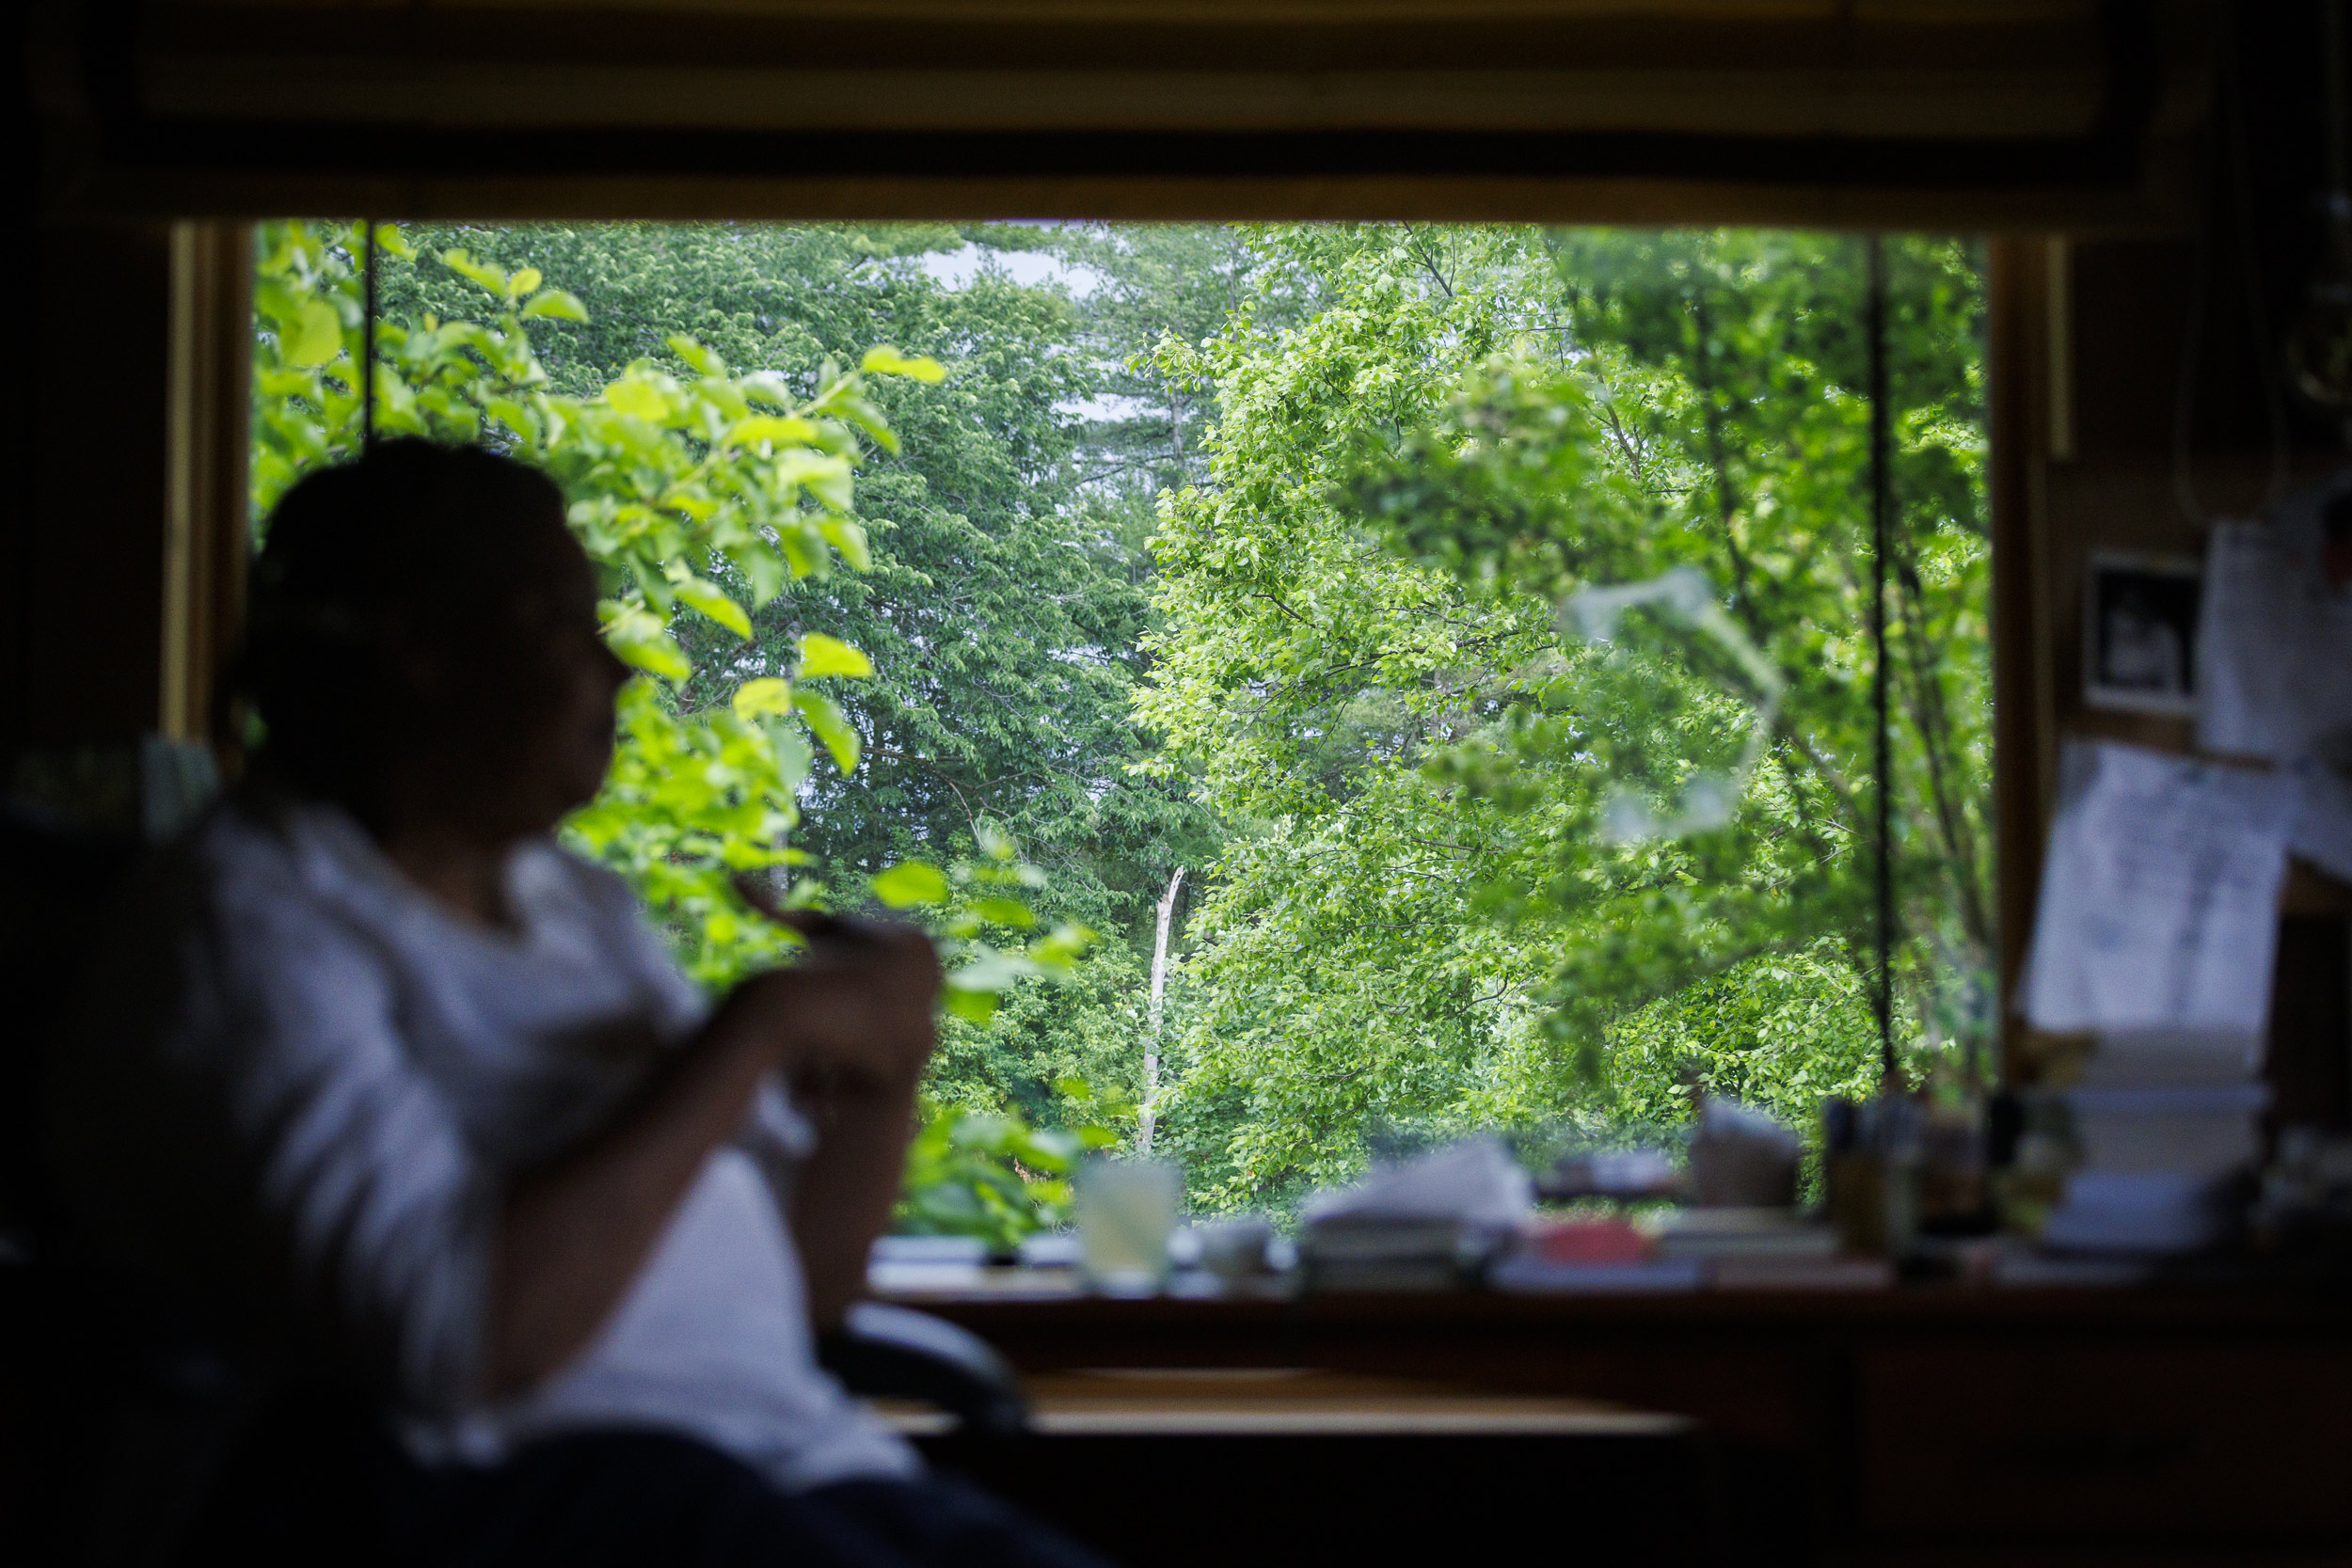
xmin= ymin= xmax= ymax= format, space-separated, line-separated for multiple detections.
xmin=485 ymin=969 xmax=796 ymax=1398
xmin=485 ymin=935 xmax=935 ymax=1397
xmin=787 ymin=926 xmax=941 ymax=1329
xmin=788 ymin=1070 xmax=927 ymax=1330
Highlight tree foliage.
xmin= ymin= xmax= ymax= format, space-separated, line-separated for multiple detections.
xmin=1137 ymin=227 xmax=1990 ymax=1210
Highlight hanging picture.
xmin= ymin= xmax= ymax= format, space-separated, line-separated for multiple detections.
xmin=2084 ymin=548 xmax=2202 ymax=718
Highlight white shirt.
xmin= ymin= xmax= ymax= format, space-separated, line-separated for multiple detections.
xmin=49 ymin=795 xmax=917 ymax=1492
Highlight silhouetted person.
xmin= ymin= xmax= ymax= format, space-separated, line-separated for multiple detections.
xmin=49 ymin=440 xmax=1107 ymax=1567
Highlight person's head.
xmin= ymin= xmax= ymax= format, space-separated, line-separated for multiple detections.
xmin=238 ymin=439 xmax=628 ymax=841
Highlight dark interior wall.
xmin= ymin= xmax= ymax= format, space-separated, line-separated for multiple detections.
xmin=2072 ymin=6 xmax=2340 ymax=465
xmin=5 ymin=11 xmax=171 ymax=758
xmin=3 ymin=14 xmax=31 ymax=756
xmin=19 ymin=219 xmax=172 ymax=750
xmin=2036 ymin=2 xmax=2352 ymax=1113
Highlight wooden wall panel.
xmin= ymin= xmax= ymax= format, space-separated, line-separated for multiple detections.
xmin=14 ymin=220 xmax=176 ymax=751
xmin=28 ymin=0 xmax=2207 ymax=226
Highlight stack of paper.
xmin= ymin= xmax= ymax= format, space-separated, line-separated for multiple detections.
xmin=2024 ymin=740 xmax=2287 ymax=1256
xmin=1640 ymin=1210 xmax=1889 ymax=1290
xmin=2039 ymin=1171 xmax=2247 ymax=1255
xmin=2066 ymin=1081 xmax=2268 ymax=1176
xmin=1301 ymin=1220 xmax=1483 ymax=1291
xmin=1297 ymin=1137 xmax=1531 ymax=1291
xmin=1647 ymin=1207 xmax=1839 ymax=1259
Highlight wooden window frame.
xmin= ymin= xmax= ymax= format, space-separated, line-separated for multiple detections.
xmin=161 ymin=220 xmax=253 ymax=746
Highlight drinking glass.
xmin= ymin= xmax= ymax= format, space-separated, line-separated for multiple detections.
xmin=1076 ymin=1157 xmax=1181 ymax=1294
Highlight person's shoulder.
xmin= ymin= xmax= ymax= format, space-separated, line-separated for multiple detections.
xmin=192 ymin=788 xmax=359 ymax=916
xmin=512 ymin=840 xmax=675 ymax=960
xmin=59 ymin=789 xmax=389 ymax=1077
xmin=514 ymin=838 xmax=644 ymax=920
xmin=178 ymin=792 xmax=416 ymax=992
xmin=517 ymin=841 xmax=710 ymax=1025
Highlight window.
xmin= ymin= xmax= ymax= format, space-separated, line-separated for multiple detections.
xmin=248 ymin=219 xmax=1989 ymax=1226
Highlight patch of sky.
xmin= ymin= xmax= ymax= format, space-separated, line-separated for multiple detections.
xmin=920 ymin=223 xmax=1102 ymax=298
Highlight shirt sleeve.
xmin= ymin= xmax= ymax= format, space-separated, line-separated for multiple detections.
xmin=556 ymin=846 xmax=710 ymax=1044
xmin=199 ymin=840 xmax=501 ymax=1417
xmin=553 ymin=849 xmax=812 ymax=1189
xmin=741 ymin=1073 xmax=818 ymax=1164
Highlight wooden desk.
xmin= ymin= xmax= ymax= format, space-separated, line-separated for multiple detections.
xmin=895 ymin=1285 xmax=2352 ymax=1567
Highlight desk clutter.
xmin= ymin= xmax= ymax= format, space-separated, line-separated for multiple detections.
xmin=873 ymin=1077 xmax=2352 ymax=1302
xmin=2003 ymin=466 xmax=2352 ymax=1270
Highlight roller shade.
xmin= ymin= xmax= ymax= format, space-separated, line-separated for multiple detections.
xmin=36 ymin=0 xmax=2209 ymax=224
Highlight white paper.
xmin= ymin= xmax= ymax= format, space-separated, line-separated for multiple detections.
xmin=2039 ymin=1171 xmax=2233 ymax=1256
xmin=2196 ymin=520 xmax=2304 ymax=758
xmin=2197 ymin=495 xmax=2352 ymax=892
xmin=2196 ymin=502 xmax=2352 ymax=764
xmin=2064 ymin=1085 xmax=2270 ymax=1177
xmin=2025 ymin=740 xmax=2294 ymax=1037
xmin=2074 ymin=1026 xmax=2263 ymax=1086
xmin=1298 ymin=1137 xmax=1532 ymax=1229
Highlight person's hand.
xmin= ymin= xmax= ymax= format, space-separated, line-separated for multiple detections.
xmin=718 ymin=876 xmax=943 ymax=1093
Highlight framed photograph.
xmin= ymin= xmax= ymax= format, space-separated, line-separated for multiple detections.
xmin=2083 ymin=548 xmax=2202 ymax=717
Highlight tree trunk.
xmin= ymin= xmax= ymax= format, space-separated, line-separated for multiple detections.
xmin=1139 ymin=865 xmax=1185 ymax=1155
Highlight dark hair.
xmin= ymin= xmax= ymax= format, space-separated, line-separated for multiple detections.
xmin=235 ymin=440 xmax=573 ymax=796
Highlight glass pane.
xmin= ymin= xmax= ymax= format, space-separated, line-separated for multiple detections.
xmin=249 ymin=222 xmax=1990 ymax=1229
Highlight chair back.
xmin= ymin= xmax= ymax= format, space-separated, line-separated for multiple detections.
xmin=1 ymin=746 xmax=262 ymax=1568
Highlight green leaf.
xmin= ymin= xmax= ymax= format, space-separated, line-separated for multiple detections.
xmin=604 ymin=377 xmax=668 ymax=420
xmin=731 ymin=676 xmax=795 ymax=720
xmin=507 ymin=266 xmax=543 ymax=300
xmin=289 ymin=299 xmax=343 ymax=367
xmin=949 ymin=951 xmax=1034 ymax=991
xmin=609 ymin=628 xmax=690 ymax=682
xmin=818 ymin=516 xmax=872 ymax=573
xmin=369 ymin=222 xmax=416 ymax=262
xmin=1027 ymin=922 xmax=1092 ymax=970
xmin=861 ymin=345 xmax=946 ymax=383
xmin=871 ymin=861 xmax=950 ymax=909
xmin=837 ymin=396 xmax=900 ymax=455
xmin=484 ymin=396 xmax=535 ymax=441
xmin=520 ymin=289 xmax=589 ymax=322
xmin=727 ymin=414 xmax=819 ymax=447
xmin=794 ymin=689 xmax=861 ymax=774
xmin=667 ymin=335 xmax=726 ymax=377
xmin=973 ymin=897 xmax=1037 ymax=928
xmin=440 ymin=248 xmax=509 ymax=298
xmin=675 ymin=578 xmax=752 ymax=640
xmin=745 ymin=565 xmax=801 ymax=622
xmin=942 ymin=988 xmax=999 ymax=1025
xmin=796 ymin=633 xmax=873 ymax=679
xmin=739 ymin=372 xmax=795 ymax=407
xmin=600 ymin=604 xmax=691 ymax=682
xmin=768 ymin=721 xmax=814 ymax=787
